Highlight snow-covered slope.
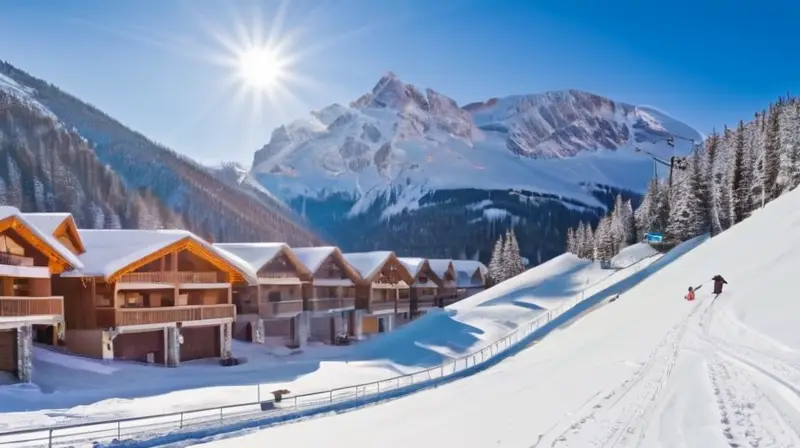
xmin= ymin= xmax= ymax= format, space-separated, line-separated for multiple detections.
xmin=252 ymin=73 xmax=701 ymax=215
xmin=205 ymin=176 xmax=800 ymax=447
xmin=0 ymin=244 xmax=661 ymax=432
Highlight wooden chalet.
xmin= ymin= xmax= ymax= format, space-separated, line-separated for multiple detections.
xmin=398 ymin=258 xmax=442 ymax=319
xmin=452 ymin=260 xmax=488 ymax=299
xmin=292 ymin=246 xmax=362 ymax=344
xmin=54 ymin=229 xmax=257 ymax=366
xmin=428 ymin=259 xmax=459 ymax=306
xmin=0 ymin=208 xmax=81 ymax=382
xmin=344 ymin=252 xmax=414 ymax=336
xmin=214 ymin=243 xmax=311 ymax=348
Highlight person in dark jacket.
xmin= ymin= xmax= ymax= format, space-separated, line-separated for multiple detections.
xmin=712 ymin=275 xmax=728 ymax=294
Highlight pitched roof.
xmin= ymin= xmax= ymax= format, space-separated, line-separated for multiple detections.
xmin=291 ymin=246 xmax=337 ymax=273
xmin=342 ymin=251 xmax=394 ymax=281
xmin=61 ymin=229 xmax=257 ymax=283
xmin=0 ymin=207 xmax=83 ymax=269
xmin=451 ymin=259 xmax=488 ymax=276
xmin=213 ymin=243 xmax=286 ymax=270
xmin=398 ymin=257 xmax=427 ymax=277
xmin=427 ymin=259 xmax=455 ymax=279
xmin=19 ymin=213 xmax=71 ymax=235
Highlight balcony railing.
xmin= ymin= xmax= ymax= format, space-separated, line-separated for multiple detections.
xmin=369 ymin=300 xmax=396 ymax=313
xmin=396 ymin=297 xmax=411 ymax=311
xmin=305 ymin=297 xmax=356 ymax=312
xmin=0 ymin=296 xmax=63 ymax=317
xmin=258 ymin=271 xmax=299 ymax=279
xmin=257 ymin=299 xmax=304 ymax=318
xmin=118 ymin=271 xmax=220 ymax=284
xmin=95 ymin=304 xmax=235 ymax=328
xmin=415 ymin=296 xmax=437 ymax=309
xmin=0 ymin=253 xmax=34 ymax=267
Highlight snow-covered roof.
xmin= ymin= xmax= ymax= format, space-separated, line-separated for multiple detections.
xmin=61 ymin=229 xmax=257 ymax=283
xmin=427 ymin=259 xmax=455 ymax=280
xmin=343 ymin=251 xmax=394 ymax=281
xmin=291 ymin=246 xmax=337 ymax=273
xmin=213 ymin=243 xmax=290 ymax=271
xmin=0 ymin=206 xmax=83 ymax=270
xmin=452 ymin=260 xmax=488 ymax=276
xmin=398 ymin=257 xmax=427 ymax=277
xmin=19 ymin=213 xmax=71 ymax=236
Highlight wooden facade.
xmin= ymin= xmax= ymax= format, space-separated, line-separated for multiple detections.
xmin=301 ymin=248 xmax=361 ymax=343
xmin=0 ymin=215 xmax=74 ymax=381
xmin=433 ymin=261 xmax=460 ymax=307
xmin=408 ymin=260 xmax=441 ymax=317
xmin=355 ymin=253 xmax=414 ymax=336
xmin=55 ymin=237 xmax=241 ymax=365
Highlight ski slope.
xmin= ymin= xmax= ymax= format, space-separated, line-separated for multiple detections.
xmin=0 ymin=245 xmax=658 ymax=434
xmin=193 ymin=191 xmax=800 ymax=447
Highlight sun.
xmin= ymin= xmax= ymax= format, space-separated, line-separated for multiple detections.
xmin=237 ymin=46 xmax=287 ymax=91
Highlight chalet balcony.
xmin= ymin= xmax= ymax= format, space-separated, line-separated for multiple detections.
xmin=258 ymin=271 xmax=301 ymax=285
xmin=0 ymin=296 xmax=63 ymax=317
xmin=95 ymin=304 xmax=235 ymax=328
xmin=368 ymin=300 xmax=396 ymax=313
xmin=0 ymin=253 xmax=34 ymax=267
xmin=396 ymin=297 xmax=411 ymax=312
xmin=305 ymin=297 xmax=356 ymax=313
xmin=118 ymin=271 xmax=220 ymax=285
xmin=258 ymin=299 xmax=304 ymax=318
xmin=415 ymin=295 xmax=437 ymax=309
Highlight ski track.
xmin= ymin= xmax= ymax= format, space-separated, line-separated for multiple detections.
xmin=537 ymin=294 xmax=800 ymax=448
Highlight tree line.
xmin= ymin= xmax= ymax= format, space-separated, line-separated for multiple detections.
xmin=566 ymin=94 xmax=800 ymax=260
xmin=487 ymin=229 xmax=526 ymax=284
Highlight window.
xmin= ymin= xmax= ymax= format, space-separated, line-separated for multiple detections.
xmin=268 ymin=291 xmax=282 ymax=302
xmin=95 ymin=295 xmax=112 ymax=307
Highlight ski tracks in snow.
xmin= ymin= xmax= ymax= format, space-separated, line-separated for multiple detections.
xmin=538 ymin=299 xmax=709 ymax=448
xmin=537 ymin=295 xmax=800 ymax=448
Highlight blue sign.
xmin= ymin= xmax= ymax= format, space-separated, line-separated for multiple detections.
xmin=646 ymin=233 xmax=663 ymax=243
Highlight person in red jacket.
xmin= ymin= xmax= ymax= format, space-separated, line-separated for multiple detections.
xmin=712 ymin=275 xmax=728 ymax=295
xmin=685 ymin=286 xmax=696 ymax=301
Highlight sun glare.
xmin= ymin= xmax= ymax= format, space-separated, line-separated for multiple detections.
xmin=238 ymin=46 xmax=286 ymax=91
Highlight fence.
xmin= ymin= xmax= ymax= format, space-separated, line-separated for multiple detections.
xmin=0 ymin=254 xmax=658 ymax=448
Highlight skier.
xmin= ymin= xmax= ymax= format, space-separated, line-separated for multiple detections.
xmin=712 ymin=275 xmax=728 ymax=295
xmin=685 ymin=286 xmax=695 ymax=302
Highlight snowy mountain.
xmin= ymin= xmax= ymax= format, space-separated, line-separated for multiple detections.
xmin=0 ymin=61 xmax=321 ymax=245
xmin=251 ymin=72 xmax=701 ymax=262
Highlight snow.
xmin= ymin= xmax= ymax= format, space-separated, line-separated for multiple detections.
xmin=0 ymin=206 xmax=83 ymax=270
xmin=426 ymin=259 xmax=454 ymax=280
xmin=19 ymin=212 xmax=71 ymax=237
xmin=0 ymin=72 xmax=59 ymax=121
xmin=213 ymin=242 xmax=290 ymax=273
xmin=0 ymin=239 xmax=660 ymax=436
xmin=60 ymin=229 xmax=257 ymax=284
xmin=609 ymin=242 xmax=659 ymax=268
xmin=196 ymin=183 xmax=800 ymax=448
xmin=291 ymin=246 xmax=339 ymax=274
xmin=341 ymin=251 xmax=393 ymax=280
xmin=252 ymin=82 xmax=704 ymax=218
xmin=451 ymin=259 xmax=488 ymax=276
xmin=397 ymin=257 xmax=427 ymax=277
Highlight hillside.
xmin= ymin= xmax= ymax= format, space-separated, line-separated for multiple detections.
xmin=251 ymin=72 xmax=701 ymax=263
xmin=0 ymin=61 xmax=321 ymax=245
xmin=0 ymin=90 xmax=181 ymax=228
xmin=201 ymin=148 xmax=800 ymax=448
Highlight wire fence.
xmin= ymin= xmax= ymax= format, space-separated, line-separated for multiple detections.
xmin=0 ymin=255 xmax=656 ymax=448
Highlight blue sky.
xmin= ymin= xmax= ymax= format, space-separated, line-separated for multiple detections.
xmin=2 ymin=0 xmax=799 ymax=165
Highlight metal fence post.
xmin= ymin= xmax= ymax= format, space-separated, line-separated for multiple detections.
xmin=219 ymin=407 xmax=223 ymax=422
xmin=257 ymin=384 xmax=261 ymax=402
xmin=330 ymin=390 xmax=333 ymax=403
xmin=180 ymin=412 xmax=184 ymax=429
xmin=117 ymin=421 xmax=121 ymax=439
xmin=48 ymin=429 xmax=53 ymax=448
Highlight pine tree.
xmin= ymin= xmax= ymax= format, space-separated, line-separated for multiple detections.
xmin=507 ymin=229 xmax=525 ymax=276
xmin=763 ymin=104 xmax=781 ymax=203
xmin=623 ymin=199 xmax=637 ymax=245
xmin=593 ymin=217 xmax=613 ymax=262
xmin=565 ymin=227 xmax=576 ymax=254
xmin=730 ymin=121 xmax=749 ymax=225
xmin=488 ymin=235 xmax=504 ymax=284
xmin=690 ymin=150 xmax=711 ymax=236
xmin=584 ymin=223 xmax=595 ymax=260
xmin=666 ymin=169 xmax=695 ymax=242
xmin=502 ymin=229 xmax=515 ymax=279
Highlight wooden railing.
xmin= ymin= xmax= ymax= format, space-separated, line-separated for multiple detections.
xmin=0 ymin=296 xmax=63 ymax=317
xmin=95 ymin=304 xmax=235 ymax=327
xmin=396 ymin=297 xmax=411 ymax=311
xmin=305 ymin=297 xmax=356 ymax=312
xmin=369 ymin=300 xmax=396 ymax=313
xmin=415 ymin=296 xmax=437 ymax=309
xmin=258 ymin=271 xmax=299 ymax=280
xmin=257 ymin=299 xmax=304 ymax=318
xmin=0 ymin=253 xmax=34 ymax=267
xmin=118 ymin=271 xmax=220 ymax=284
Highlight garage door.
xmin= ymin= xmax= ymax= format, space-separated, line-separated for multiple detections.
xmin=181 ymin=326 xmax=220 ymax=361
xmin=114 ymin=331 xmax=165 ymax=364
xmin=0 ymin=329 xmax=17 ymax=374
